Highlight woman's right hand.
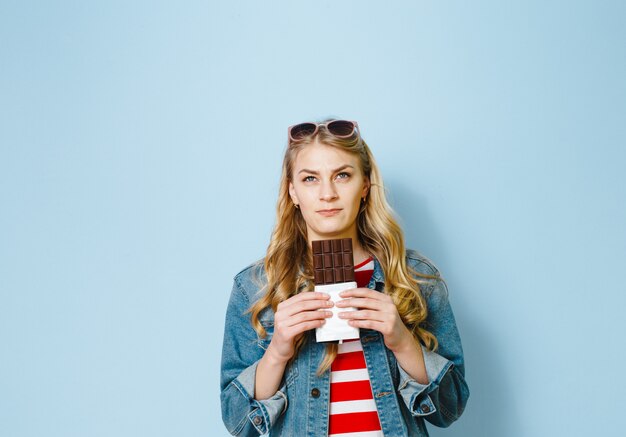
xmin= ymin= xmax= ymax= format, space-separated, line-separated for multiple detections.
xmin=267 ymin=292 xmax=334 ymax=363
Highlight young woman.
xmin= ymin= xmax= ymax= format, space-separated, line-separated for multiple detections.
xmin=220 ymin=119 xmax=469 ymax=436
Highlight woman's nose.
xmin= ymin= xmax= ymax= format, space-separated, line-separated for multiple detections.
xmin=319 ymin=182 xmax=338 ymax=201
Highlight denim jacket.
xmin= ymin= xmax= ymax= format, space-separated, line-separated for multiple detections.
xmin=220 ymin=249 xmax=469 ymax=436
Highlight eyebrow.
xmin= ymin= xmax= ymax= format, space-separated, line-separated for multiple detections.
xmin=298 ymin=165 xmax=355 ymax=175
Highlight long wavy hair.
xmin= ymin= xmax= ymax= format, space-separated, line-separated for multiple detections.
xmin=249 ymin=119 xmax=438 ymax=375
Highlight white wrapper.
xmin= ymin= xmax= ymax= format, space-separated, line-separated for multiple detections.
xmin=315 ymin=281 xmax=360 ymax=343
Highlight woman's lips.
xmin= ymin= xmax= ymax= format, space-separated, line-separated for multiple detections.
xmin=317 ymin=209 xmax=342 ymax=217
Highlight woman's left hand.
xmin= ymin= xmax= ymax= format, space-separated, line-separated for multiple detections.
xmin=336 ymin=288 xmax=414 ymax=353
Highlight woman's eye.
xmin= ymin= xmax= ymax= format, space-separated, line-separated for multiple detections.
xmin=302 ymin=173 xmax=350 ymax=182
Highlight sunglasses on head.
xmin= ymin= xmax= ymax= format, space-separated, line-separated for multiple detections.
xmin=288 ymin=120 xmax=359 ymax=142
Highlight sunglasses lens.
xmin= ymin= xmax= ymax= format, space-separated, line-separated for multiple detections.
xmin=327 ymin=120 xmax=356 ymax=137
xmin=289 ymin=123 xmax=317 ymax=140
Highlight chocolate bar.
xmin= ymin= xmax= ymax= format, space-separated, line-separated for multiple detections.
xmin=312 ymin=238 xmax=355 ymax=285
xmin=312 ymin=238 xmax=360 ymax=343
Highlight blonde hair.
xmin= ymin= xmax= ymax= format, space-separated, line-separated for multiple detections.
xmin=249 ymin=119 xmax=438 ymax=374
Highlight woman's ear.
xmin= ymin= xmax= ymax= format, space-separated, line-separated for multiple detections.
xmin=362 ymin=177 xmax=370 ymax=198
xmin=289 ymin=182 xmax=299 ymax=204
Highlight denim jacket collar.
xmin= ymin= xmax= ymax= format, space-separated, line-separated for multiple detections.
xmin=368 ymin=254 xmax=385 ymax=290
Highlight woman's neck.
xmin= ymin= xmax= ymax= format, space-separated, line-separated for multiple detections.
xmin=352 ymin=241 xmax=372 ymax=266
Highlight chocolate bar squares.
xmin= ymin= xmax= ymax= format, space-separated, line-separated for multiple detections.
xmin=312 ymin=238 xmax=355 ymax=285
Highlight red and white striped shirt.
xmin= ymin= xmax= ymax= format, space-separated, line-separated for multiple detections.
xmin=328 ymin=256 xmax=383 ymax=437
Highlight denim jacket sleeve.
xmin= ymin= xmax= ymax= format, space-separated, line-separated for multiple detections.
xmin=220 ymin=276 xmax=287 ymax=436
xmin=396 ymin=268 xmax=470 ymax=428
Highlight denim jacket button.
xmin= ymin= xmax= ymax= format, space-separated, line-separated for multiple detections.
xmin=253 ymin=416 xmax=263 ymax=425
xmin=421 ymin=404 xmax=430 ymax=413
xmin=311 ymin=388 xmax=320 ymax=398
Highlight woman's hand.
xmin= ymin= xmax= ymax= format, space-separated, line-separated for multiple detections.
xmin=336 ymin=288 xmax=414 ymax=353
xmin=267 ymin=292 xmax=334 ymax=364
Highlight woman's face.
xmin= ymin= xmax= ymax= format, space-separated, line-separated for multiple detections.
xmin=288 ymin=141 xmax=369 ymax=242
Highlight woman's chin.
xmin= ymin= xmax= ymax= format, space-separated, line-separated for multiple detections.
xmin=312 ymin=226 xmax=349 ymax=238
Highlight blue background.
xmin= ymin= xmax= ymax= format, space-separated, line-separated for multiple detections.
xmin=1 ymin=1 xmax=625 ymax=436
